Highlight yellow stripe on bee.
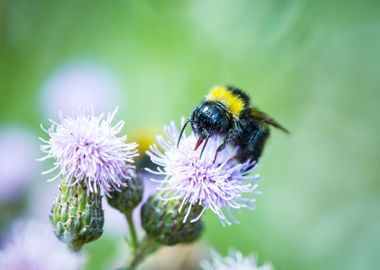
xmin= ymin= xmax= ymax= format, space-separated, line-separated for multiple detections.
xmin=207 ymin=86 xmax=245 ymax=115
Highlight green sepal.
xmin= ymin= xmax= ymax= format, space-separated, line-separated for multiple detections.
xmin=141 ymin=192 xmax=204 ymax=246
xmin=50 ymin=180 xmax=104 ymax=251
xmin=106 ymin=169 xmax=143 ymax=214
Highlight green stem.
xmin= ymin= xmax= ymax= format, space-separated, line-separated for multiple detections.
xmin=125 ymin=211 xmax=139 ymax=252
xmin=128 ymin=236 xmax=160 ymax=270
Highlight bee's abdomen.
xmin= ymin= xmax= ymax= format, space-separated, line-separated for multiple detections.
xmin=236 ymin=125 xmax=270 ymax=163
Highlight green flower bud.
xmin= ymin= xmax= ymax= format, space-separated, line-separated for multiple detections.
xmin=106 ymin=169 xmax=143 ymax=214
xmin=141 ymin=192 xmax=204 ymax=246
xmin=50 ymin=181 xmax=104 ymax=251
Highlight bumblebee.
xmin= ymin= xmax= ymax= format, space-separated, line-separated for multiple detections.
xmin=177 ymin=85 xmax=289 ymax=163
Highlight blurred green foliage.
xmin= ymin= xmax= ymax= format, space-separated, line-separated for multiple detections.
xmin=1 ymin=0 xmax=379 ymax=269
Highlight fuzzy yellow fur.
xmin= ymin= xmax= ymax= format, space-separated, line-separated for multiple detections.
xmin=207 ymin=86 xmax=245 ymax=115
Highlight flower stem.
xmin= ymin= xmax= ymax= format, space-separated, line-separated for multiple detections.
xmin=128 ymin=236 xmax=160 ymax=270
xmin=125 ymin=211 xmax=139 ymax=252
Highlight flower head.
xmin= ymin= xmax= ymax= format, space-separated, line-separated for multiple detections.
xmin=146 ymin=119 xmax=260 ymax=225
xmin=39 ymin=107 xmax=138 ymax=193
xmin=201 ymin=250 xmax=272 ymax=270
xmin=0 ymin=221 xmax=81 ymax=270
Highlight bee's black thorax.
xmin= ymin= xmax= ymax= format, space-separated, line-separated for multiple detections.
xmin=190 ymin=101 xmax=235 ymax=139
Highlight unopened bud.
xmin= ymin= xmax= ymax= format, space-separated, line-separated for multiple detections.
xmin=106 ymin=169 xmax=143 ymax=214
xmin=50 ymin=180 xmax=104 ymax=251
xmin=141 ymin=192 xmax=204 ymax=246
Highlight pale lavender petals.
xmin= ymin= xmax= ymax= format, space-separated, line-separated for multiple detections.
xmin=39 ymin=107 xmax=138 ymax=194
xmin=146 ymin=119 xmax=260 ymax=225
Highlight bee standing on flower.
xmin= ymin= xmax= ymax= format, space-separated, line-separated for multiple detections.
xmin=178 ymin=85 xmax=289 ymax=162
xmin=146 ymin=119 xmax=260 ymax=226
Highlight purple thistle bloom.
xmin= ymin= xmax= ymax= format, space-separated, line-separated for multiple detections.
xmin=38 ymin=107 xmax=138 ymax=194
xmin=146 ymin=119 xmax=260 ymax=225
xmin=201 ymin=249 xmax=272 ymax=270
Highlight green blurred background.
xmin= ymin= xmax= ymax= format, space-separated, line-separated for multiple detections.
xmin=1 ymin=0 xmax=379 ymax=269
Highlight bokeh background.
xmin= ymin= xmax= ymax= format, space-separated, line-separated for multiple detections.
xmin=1 ymin=0 xmax=379 ymax=269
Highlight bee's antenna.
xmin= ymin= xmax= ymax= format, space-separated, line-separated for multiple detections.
xmin=177 ymin=120 xmax=190 ymax=148
xmin=199 ymin=136 xmax=209 ymax=159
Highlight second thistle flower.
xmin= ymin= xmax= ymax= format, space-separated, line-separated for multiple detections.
xmin=146 ymin=119 xmax=260 ymax=225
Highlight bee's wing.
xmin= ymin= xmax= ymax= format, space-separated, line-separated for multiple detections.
xmin=249 ymin=107 xmax=289 ymax=133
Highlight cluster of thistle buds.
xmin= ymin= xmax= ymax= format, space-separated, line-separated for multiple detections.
xmin=39 ymin=107 xmax=262 ymax=268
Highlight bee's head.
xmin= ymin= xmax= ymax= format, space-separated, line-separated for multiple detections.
xmin=190 ymin=101 xmax=232 ymax=140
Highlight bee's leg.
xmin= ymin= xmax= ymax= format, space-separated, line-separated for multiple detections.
xmin=213 ymin=126 xmax=242 ymax=163
xmin=199 ymin=136 xmax=209 ymax=159
xmin=213 ymin=141 xmax=227 ymax=163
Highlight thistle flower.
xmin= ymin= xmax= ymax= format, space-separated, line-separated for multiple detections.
xmin=38 ymin=107 xmax=138 ymax=194
xmin=201 ymin=250 xmax=272 ymax=270
xmin=0 ymin=221 xmax=81 ymax=270
xmin=146 ymin=119 xmax=260 ymax=225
